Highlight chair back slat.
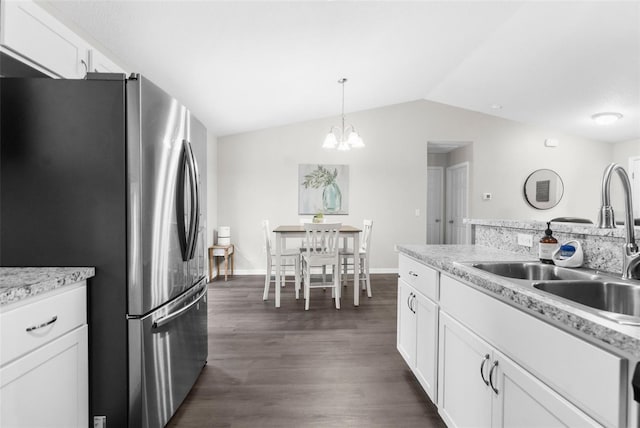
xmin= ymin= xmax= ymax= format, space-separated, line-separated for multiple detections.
xmin=261 ymin=220 xmax=272 ymax=254
xmin=361 ymin=219 xmax=373 ymax=252
xmin=304 ymin=222 xmax=341 ymax=256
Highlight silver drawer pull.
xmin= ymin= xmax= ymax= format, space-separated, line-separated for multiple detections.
xmin=26 ymin=315 xmax=58 ymax=332
xmin=479 ymin=354 xmax=490 ymax=385
xmin=408 ymin=271 xmax=419 ymax=277
xmin=489 ymin=360 xmax=499 ymax=394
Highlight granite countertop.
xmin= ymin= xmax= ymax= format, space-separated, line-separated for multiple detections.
xmin=397 ymin=244 xmax=640 ymax=360
xmin=0 ymin=267 xmax=95 ymax=307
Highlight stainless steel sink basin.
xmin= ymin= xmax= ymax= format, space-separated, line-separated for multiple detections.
xmin=533 ymin=280 xmax=640 ymax=318
xmin=471 ymin=262 xmax=599 ymax=281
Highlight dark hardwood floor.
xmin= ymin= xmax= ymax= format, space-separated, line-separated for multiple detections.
xmin=166 ymin=274 xmax=446 ymax=428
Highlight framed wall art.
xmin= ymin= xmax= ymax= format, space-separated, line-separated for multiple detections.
xmin=298 ymin=164 xmax=349 ymax=215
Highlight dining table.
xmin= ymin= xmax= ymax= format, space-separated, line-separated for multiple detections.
xmin=272 ymin=224 xmax=362 ymax=308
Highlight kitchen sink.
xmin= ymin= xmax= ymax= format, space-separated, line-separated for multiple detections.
xmin=471 ymin=262 xmax=599 ymax=281
xmin=533 ymin=280 xmax=640 ymax=318
xmin=466 ymin=261 xmax=640 ymax=324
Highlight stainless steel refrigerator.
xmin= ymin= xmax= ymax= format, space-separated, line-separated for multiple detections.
xmin=1 ymin=73 xmax=208 ymax=428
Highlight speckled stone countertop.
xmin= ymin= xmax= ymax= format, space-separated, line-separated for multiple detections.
xmin=397 ymin=244 xmax=640 ymax=360
xmin=0 ymin=267 xmax=95 ymax=307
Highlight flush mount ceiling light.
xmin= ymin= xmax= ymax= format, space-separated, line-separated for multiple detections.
xmin=591 ymin=112 xmax=623 ymax=125
xmin=322 ymin=78 xmax=364 ymax=151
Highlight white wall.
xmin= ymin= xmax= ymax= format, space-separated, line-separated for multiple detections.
xmin=217 ymin=99 xmax=615 ymax=272
xmin=206 ymin=132 xmax=218 ymax=254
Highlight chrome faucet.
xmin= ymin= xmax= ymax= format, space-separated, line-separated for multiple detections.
xmin=597 ymin=163 xmax=640 ymax=279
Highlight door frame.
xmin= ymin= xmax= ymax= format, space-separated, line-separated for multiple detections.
xmin=445 ymin=162 xmax=470 ymax=244
xmin=629 ymin=156 xmax=640 ymax=218
xmin=427 ymin=166 xmax=445 ymax=244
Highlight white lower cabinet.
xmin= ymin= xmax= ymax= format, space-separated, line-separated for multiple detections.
xmin=438 ymin=312 xmax=600 ymax=428
xmin=0 ymin=325 xmax=88 ymax=428
xmin=397 ymin=254 xmax=439 ymax=402
xmin=396 ymin=253 xmax=627 ymax=428
xmin=0 ymin=282 xmax=88 ymax=428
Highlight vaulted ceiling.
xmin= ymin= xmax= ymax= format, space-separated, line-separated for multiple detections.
xmin=42 ymin=1 xmax=640 ymax=143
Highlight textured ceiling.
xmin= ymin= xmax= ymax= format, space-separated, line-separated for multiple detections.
xmin=41 ymin=1 xmax=640 ymax=143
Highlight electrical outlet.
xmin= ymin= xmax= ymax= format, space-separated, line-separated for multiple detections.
xmin=482 ymin=193 xmax=492 ymax=200
xmin=94 ymin=416 xmax=106 ymax=428
xmin=517 ymin=233 xmax=533 ymax=247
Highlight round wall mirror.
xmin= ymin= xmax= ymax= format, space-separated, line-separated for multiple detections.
xmin=523 ymin=169 xmax=564 ymax=210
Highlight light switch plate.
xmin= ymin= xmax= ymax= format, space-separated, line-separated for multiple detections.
xmin=517 ymin=233 xmax=533 ymax=247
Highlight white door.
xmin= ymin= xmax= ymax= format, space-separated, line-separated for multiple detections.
xmin=414 ymin=292 xmax=438 ymax=403
xmin=437 ymin=312 xmax=492 ymax=428
xmin=630 ymin=156 xmax=640 ymax=218
xmin=492 ymin=349 xmax=601 ymax=428
xmin=446 ymin=162 xmax=469 ymax=244
xmin=396 ymin=280 xmax=416 ymax=368
xmin=427 ymin=167 xmax=444 ymax=244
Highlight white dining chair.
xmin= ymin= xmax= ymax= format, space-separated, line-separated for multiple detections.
xmin=340 ymin=219 xmax=373 ymax=298
xmin=262 ymin=220 xmax=301 ymax=301
xmin=301 ymin=222 xmax=342 ymax=310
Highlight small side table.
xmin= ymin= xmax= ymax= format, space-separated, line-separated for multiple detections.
xmin=208 ymin=244 xmax=235 ymax=281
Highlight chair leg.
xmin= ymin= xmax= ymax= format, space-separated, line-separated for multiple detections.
xmin=334 ymin=263 xmax=341 ymax=309
xmin=294 ymin=257 xmax=300 ymax=300
xmin=304 ymin=262 xmax=310 ymax=310
xmin=364 ymin=257 xmax=372 ymax=298
xmin=342 ymin=257 xmax=348 ymax=286
xmin=263 ymin=256 xmax=272 ymax=301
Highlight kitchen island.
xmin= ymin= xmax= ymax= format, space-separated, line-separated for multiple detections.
xmin=0 ymin=266 xmax=94 ymax=428
xmin=396 ymin=244 xmax=638 ymax=428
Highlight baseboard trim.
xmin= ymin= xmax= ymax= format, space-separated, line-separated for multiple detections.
xmin=225 ymin=268 xmax=399 ymax=276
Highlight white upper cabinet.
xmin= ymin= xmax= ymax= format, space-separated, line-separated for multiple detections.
xmin=89 ymin=48 xmax=125 ymax=74
xmin=1 ymin=0 xmax=125 ymax=78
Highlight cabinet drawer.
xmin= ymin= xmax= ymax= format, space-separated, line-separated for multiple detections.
xmin=0 ymin=282 xmax=87 ymax=366
xmin=440 ymin=274 xmax=625 ymax=428
xmin=398 ymin=254 xmax=438 ymax=300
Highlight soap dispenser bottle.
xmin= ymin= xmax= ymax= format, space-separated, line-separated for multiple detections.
xmin=539 ymin=221 xmax=559 ymax=264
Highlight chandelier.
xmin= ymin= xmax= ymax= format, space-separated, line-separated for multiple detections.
xmin=322 ymin=78 xmax=364 ymax=151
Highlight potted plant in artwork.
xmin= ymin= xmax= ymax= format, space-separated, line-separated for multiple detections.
xmin=302 ymin=165 xmax=342 ymax=213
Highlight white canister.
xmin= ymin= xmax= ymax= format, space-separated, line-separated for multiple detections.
xmin=217 ymin=236 xmax=231 ymax=245
xmin=218 ymin=226 xmax=231 ymax=238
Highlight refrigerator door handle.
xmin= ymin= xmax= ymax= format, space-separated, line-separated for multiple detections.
xmin=177 ymin=139 xmax=199 ymax=261
xmin=185 ymin=140 xmax=200 ymax=260
xmin=152 ymin=286 xmax=207 ymax=329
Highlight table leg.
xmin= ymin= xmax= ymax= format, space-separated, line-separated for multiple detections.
xmin=224 ymin=250 xmax=229 ymax=281
xmin=275 ymin=232 xmax=282 ymax=308
xmin=208 ymin=249 xmax=214 ymax=282
xmin=353 ymin=232 xmax=360 ymax=306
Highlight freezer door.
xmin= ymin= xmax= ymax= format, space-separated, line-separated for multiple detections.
xmin=128 ymin=279 xmax=208 ymax=428
xmin=127 ymin=75 xmax=206 ymax=315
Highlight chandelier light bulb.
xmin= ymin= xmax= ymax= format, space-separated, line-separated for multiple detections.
xmin=322 ymin=132 xmax=338 ymax=149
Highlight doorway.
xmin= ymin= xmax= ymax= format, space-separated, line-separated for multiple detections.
xmin=446 ymin=162 xmax=469 ymax=244
xmin=630 ymin=156 xmax=640 ymax=217
xmin=427 ymin=167 xmax=444 ymax=244
xmin=427 ymin=141 xmax=472 ymax=245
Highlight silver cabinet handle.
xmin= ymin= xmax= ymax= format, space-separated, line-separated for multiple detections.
xmin=26 ymin=315 xmax=58 ymax=332
xmin=489 ymin=360 xmax=499 ymax=394
xmin=435 ymin=219 xmax=441 ymax=223
xmin=407 ymin=293 xmax=413 ymax=311
xmin=408 ymin=271 xmax=418 ymax=277
xmin=410 ymin=294 xmax=416 ymax=313
xmin=479 ymin=354 xmax=490 ymax=385
xmin=448 ymin=220 xmax=454 ymax=224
